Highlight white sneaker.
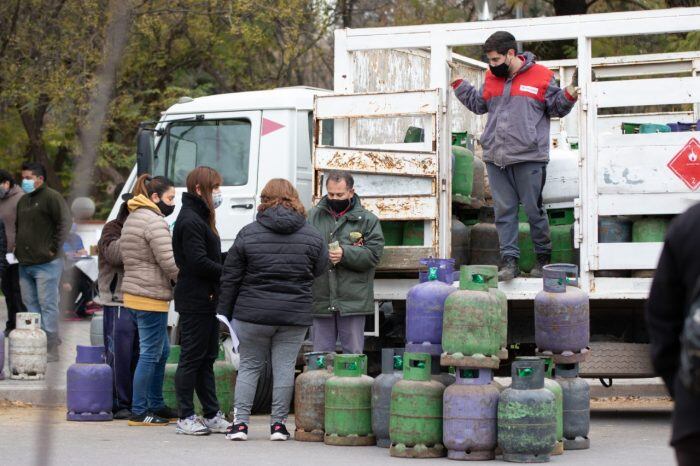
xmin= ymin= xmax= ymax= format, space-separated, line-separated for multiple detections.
xmin=175 ymin=415 xmax=210 ymax=435
xmin=203 ymin=411 xmax=231 ymax=434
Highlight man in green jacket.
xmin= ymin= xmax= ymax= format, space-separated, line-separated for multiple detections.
xmin=16 ymin=162 xmax=71 ymax=361
xmin=309 ymin=171 xmax=384 ymax=354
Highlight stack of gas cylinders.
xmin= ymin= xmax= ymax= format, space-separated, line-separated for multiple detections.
xmin=293 ymin=260 xmax=591 ymax=462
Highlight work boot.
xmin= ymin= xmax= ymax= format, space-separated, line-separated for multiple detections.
xmin=47 ymin=344 xmax=59 ymax=363
xmin=498 ymin=256 xmax=520 ymax=282
xmin=530 ymin=254 xmax=551 ymax=278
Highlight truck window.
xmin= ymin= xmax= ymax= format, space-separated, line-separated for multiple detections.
xmin=154 ymin=119 xmax=251 ymax=186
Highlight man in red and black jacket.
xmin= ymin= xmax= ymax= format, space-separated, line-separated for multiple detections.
xmin=452 ymin=31 xmax=578 ymax=281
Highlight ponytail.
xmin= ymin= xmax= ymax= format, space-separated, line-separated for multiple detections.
xmin=132 ymin=173 xmax=174 ymax=199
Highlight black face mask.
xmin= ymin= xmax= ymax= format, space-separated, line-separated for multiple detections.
xmin=157 ymin=200 xmax=175 ymax=217
xmin=327 ymin=198 xmax=351 ymax=213
xmin=489 ymin=58 xmax=511 ymax=78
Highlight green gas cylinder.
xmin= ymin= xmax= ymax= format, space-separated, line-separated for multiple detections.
xmin=467 ymin=265 xmax=507 ymax=358
xmin=162 ymin=345 xmax=180 ymax=412
xmin=194 ymin=346 xmax=237 ymax=417
xmin=443 ymin=271 xmax=501 ymax=360
xmin=452 ymin=146 xmax=475 ymax=205
xmin=632 ymin=217 xmax=669 ymax=242
xmin=517 ymin=207 xmax=536 ymax=273
xmin=403 ymin=221 xmax=424 ymax=246
xmin=389 ymin=352 xmax=446 ymax=458
xmin=324 ymin=354 xmax=375 ymax=446
xmin=381 ymin=221 xmax=404 ymax=246
xmin=549 ymin=209 xmax=576 ymax=265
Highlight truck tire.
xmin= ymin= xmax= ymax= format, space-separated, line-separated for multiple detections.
xmin=579 ymin=342 xmax=655 ymax=378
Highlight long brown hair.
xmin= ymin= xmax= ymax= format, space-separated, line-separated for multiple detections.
xmin=186 ymin=166 xmax=223 ymax=235
xmin=132 ymin=173 xmax=174 ymax=199
xmin=258 ymin=178 xmax=306 ymax=217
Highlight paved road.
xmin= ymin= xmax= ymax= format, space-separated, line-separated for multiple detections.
xmin=0 ymin=402 xmax=674 ymax=466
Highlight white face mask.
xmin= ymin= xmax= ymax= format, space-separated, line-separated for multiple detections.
xmin=212 ymin=192 xmax=223 ymax=209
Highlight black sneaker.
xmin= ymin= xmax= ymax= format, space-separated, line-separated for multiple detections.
xmin=530 ymin=253 xmax=551 ymax=278
xmin=114 ymin=408 xmax=132 ymax=420
xmin=226 ymin=422 xmax=248 ymax=441
xmin=128 ymin=413 xmax=169 ymax=426
xmin=153 ymin=406 xmax=179 ymax=421
xmin=270 ymin=422 xmax=290 ymax=441
xmin=498 ymin=256 xmax=520 ymax=282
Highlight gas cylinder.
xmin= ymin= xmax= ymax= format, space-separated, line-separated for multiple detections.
xmin=295 ymin=351 xmax=333 ymax=442
xmin=469 ymin=207 xmax=499 ymax=266
xmin=471 ymin=155 xmax=486 ymax=208
xmin=418 ymin=258 xmax=455 ymax=285
xmin=453 ymin=146 xmax=475 ymax=204
xmin=406 ymin=267 xmax=457 ymax=353
xmin=443 ymin=368 xmax=500 ymax=461
xmin=534 ymin=264 xmax=589 ymax=356
xmin=381 ymin=221 xmax=404 ymax=246
xmin=430 ymin=355 xmax=455 ymax=387
xmin=403 ymin=221 xmax=424 ymax=246
xmin=9 ymin=313 xmax=47 ymax=380
xmin=67 ymin=345 xmax=113 ymax=421
xmin=0 ymin=331 xmax=5 ymax=380
xmin=452 ymin=216 xmax=470 ymax=269
xmin=517 ymin=207 xmax=536 ymax=273
xmin=466 ymin=265 xmax=507 ymax=357
xmin=389 ymin=352 xmax=445 ymax=458
xmin=632 ymin=216 xmax=669 ymax=242
xmin=498 ymin=357 xmax=557 ymax=463
xmin=598 ymin=217 xmax=632 ymax=277
xmin=542 ymin=147 xmax=579 ymax=205
xmin=533 ymin=357 xmax=564 ymax=455
xmin=90 ymin=313 xmax=104 ymax=347
xmin=195 ymin=346 xmax=236 ymax=417
xmin=549 ymin=209 xmax=576 ymax=265
xmin=555 ymin=363 xmax=590 ymax=450
xmin=162 ymin=345 xmax=180 ymax=411
xmin=443 ymin=271 xmax=500 ymax=361
xmin=372 ymin=348 xmax=404 ymax=448
xmin=324 ymin=354 xmax=375 ymax=446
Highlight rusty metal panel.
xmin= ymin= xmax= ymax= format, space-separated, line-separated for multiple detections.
xmin=317 ymin=172 xmax=433 ymax=197
xmin=359 ymin=196 xmax=437 ymax=220
xmin=315 ymin=147 xmax=437 ymax=176
xmin=314 ymin=90 xmax=439 ymax=120
xmin=377 ymin=246 xmax=437 ymax=271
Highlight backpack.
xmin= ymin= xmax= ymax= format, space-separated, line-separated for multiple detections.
xmin=679 ymin=276 xmax=700 ymax=395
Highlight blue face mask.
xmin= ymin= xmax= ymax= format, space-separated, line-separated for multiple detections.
xmin=21 ymin=179 xmax=35 ymax=193
xmin=213 ymin=192 xmax=223 ymax=209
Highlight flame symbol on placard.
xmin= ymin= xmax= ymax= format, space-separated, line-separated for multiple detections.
xmin=690 ymin=150 xmax=698 ymax=162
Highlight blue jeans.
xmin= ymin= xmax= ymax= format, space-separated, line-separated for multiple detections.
xmin=104 ymin=306 xmax=139 ymax=411
xmin=19 ymin=258 xmax=63 ymax=346
xmin=129 ymin=309 xmax=170 ymax=416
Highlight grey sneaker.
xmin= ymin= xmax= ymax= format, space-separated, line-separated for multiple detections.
xmin=203 ymin=411 xmax=231 ymax=434
xmin=175 ymin=415 xmax=211 ymax=436
xmin=498 ymin=256 xmax=520 ymax=282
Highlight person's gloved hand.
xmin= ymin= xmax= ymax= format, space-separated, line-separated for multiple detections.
xmin=566 ymin=68 xmax=580 ymax=98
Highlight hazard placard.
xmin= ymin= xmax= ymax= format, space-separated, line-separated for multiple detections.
xmin=667 ymin=137 xmax=700 ymax=191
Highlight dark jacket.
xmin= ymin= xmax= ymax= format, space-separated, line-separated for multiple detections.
xmin=173 ymin=192 xmax=223 ymax=314
xmin=96 ymin=216 xmax=125 ymax=307
xmin=646 ymin=202 xmax=700 ymax=445
xmin=0 ymin=184 xmax=24 ymax=251
xmin=216 ymin=205 xmax=327 ymax=326
xmin=0 ymin=220 xmax=7 ymax=277
xmin=15 ymin=183 xmax=71 ymax=265
xmin=452 ymin=52 xmax=577 ymax=167
xmin=308 ymin=195 xmax=384 ymax=317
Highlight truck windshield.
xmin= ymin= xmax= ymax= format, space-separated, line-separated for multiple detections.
xmin=153 ymin=119 xmax=251 ymax=186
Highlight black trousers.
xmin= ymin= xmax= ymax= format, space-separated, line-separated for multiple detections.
xmin=675 ymin=433 xmax=700 ymax=466
xmin=175 ymin=312 xmax=220 ymax=419
xmin=3 ymin=264 xmax=26 ymax=332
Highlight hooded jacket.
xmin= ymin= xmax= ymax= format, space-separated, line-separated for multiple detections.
xmin=452 ymin=52 xmax=577 ymax=167
xmin=216 ymin=205 xmax=327 ymax=326
xmin=172 ymin=192 xmax=222 ymax=314
xmin=120 ymin=194 xmax=179 ymax=309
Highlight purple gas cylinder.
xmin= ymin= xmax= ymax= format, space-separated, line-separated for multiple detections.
xmin=406 ymin=266 xmax=457 ymax=356
xmin=0 ymin=331 xmax=5 ymax=380
xmin=534 ymin=264 xmax=590 ymax=355
xmin=67 ymin=345 xmax=113 ymax=421
xmin=418 ymin=258 xmax=455 ymax=284
xmin=443 ymin=368 xmax=499 ymax=461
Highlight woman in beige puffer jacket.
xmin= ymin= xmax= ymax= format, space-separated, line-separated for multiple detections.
xmin=120 ymin=174 xmax=179 ymax=426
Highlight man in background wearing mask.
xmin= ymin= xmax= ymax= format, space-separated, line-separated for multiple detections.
xmin=451 ymin=31 xmax=578 ymax=281
xmin=0 ymin=169 xmax=27 ymax=336
xmin=309 ymin=170 xmax=384 ymax=354
xmin=15 ymin=162 xmax=71 ymax=361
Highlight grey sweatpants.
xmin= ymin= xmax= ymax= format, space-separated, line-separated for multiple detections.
xmin=485 ymin=161 xmax=552 ymax=259
xmin=312 ymin=313 xmax=366 ymax=354
xmin=232 ymin=319 xmax=308 ymax=424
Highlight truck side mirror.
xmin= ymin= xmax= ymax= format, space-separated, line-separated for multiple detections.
xmin=136 ymin=125 xmax=154 ymax=176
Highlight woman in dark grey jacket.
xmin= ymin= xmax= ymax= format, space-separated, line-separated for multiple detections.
xmin=217 ymin=178 xmax=327 ymax=441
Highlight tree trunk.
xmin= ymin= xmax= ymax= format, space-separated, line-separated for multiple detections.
xmin=17 ymin=94 xmax=62 ymax=189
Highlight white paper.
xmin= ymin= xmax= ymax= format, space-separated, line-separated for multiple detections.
xmin=216 ymin=314 xmax=239 ymax=353
xmin=5 ymin=253 xmax=17 ymax=265
xmin=74 ymin=256 xmax=99 ymax=282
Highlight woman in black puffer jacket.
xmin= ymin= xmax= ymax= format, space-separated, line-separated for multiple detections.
xmin=172 ymin=166 xmax=230 ymax=436
xmin=216 ymin=178 xmax=327 ymax=441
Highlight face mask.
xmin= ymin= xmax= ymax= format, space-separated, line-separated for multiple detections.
xmin=21 ymin=179 xmax=35 ymax=193
xmin=212 ymin=192 xmax=223 ymax=209
xmin=328 ymin=198 xmax=351 ymax=213
xmin=489 ymin=57 xmax=511 ymax=78
xmin=157 ymin=200 xmax=175 ymax=217
xmin=0 ymin=187 xmax=7 ymax=198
